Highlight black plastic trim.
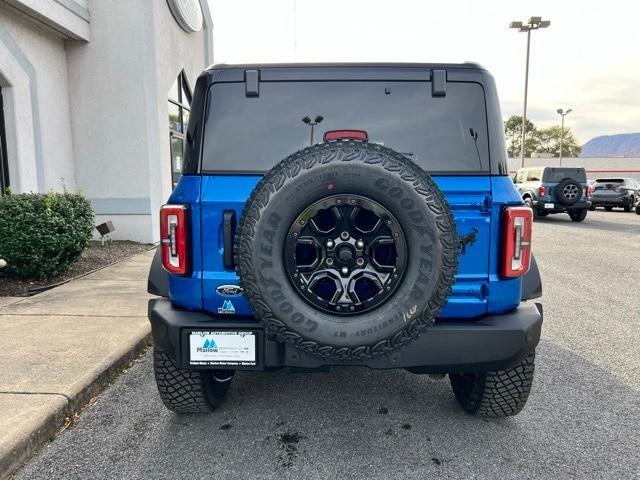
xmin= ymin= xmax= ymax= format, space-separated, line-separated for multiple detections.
xmin=149 ymin=298 xmax=542 ymax=373
xmin=147 ymin=248 xmax=169 ymax=297
xmin=431 ymin=69 xmax=447 ymax=96
xmin=245 ymin=69 xmax=260 ymax=97
xmin=222 ymin=210 xmax=237 ymax=270
xmin=521 ymin=254 xmax=542 ymax=301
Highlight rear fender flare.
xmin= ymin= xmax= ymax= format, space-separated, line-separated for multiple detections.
xmin=521 ymin=253 xmax=542 ymax=301
xmin=148 ymin=248 xmax=169 ymax=297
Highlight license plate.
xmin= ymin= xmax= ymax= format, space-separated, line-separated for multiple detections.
xmin=189 ymin=330 xmax=256 ymax=366
xmin=544 ymin=203 xmax=555 ymax=209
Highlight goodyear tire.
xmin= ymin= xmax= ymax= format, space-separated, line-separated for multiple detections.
xmin=236 ymin=140 xmax=458 ymax=360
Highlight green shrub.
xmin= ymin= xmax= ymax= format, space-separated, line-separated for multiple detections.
xmin=0 ymin=191 xmax=95 ymax=279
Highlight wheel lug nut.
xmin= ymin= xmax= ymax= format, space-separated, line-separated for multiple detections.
xmin=326 ymin=240 xmax=334 ymax=249
xmin=356 ymin=240 xmax=364 ymax=249
xmin=326 ymin=258 xmax=334 ymax=266
xmin=356 ymin=258 xmax=364 ymax=266
xmin=341 ymin=267 xmax=349 ymax=275
xmin=340 ymin=231 xmax=350 ymax=240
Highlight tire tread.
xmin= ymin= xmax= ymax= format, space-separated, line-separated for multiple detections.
xmin=450 ymin=351 xmax=535 ymax=418
xmin=153 ymin=348 xmax=228 ymax=414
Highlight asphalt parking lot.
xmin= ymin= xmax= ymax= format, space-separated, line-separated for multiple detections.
xmin=15 ymin=209 xmax=640 ymax=480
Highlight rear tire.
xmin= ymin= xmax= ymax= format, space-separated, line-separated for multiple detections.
xmin=636 ymin=204 xmax=640 ymax=215
xmin=449 ymin=351 xmax=535 ymax=417
xmin=604 ymin=206 xmax=613 ymax=211
xmin=153 ymin=348 xmax=233 ymax=414
xmin=524 ymin=197 xmax=538 ymax=219
xmin=624 ymin=204 xmax=632 ymax=212
xmin=568 ymin=209 xmax=588 ymax=222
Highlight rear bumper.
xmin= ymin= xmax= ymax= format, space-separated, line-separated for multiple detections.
xmin=532 ymin=199 xmax=590 ymax=211
xmin=149 ymin=298 xmax=543 ymax=374
xmin=590 ymin=196 xmax=633 ymax=206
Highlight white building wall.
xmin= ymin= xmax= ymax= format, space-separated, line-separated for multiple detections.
xmin=147 ymin=0 xmax=210 ymax=242
xmin=2 ymin=0 xmax=90 ymax=40
xmin=0 ymin=7 xmax=76 ymax=193
xmin=66 ymin=0 xmax=211 ymax=243
xmin=1 ymin=0 xmax=211 ymax=242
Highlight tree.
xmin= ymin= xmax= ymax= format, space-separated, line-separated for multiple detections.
xmin=534 ymin=126 xmax=582 ymax=157
xmin=504 ymin=115 xmax=582 ymax=158
xmin=504 ymin=115 xmax=540 ymax=158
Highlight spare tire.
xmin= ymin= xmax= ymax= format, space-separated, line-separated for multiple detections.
xmin=236 ymin=140 xmax=458 ymax=360
xmin=555 ymin=178 xmax=582 ymax=206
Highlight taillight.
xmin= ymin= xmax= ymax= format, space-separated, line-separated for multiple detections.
xmin=160 ymin=205 xmax=189 ymax=275
xmin=587 ymin=185 xmax=593 ymax=197
xmin=538 ymin=186 xmax=545 ymax=197
xmin=501 ymin=207 xmax=532 ymax=278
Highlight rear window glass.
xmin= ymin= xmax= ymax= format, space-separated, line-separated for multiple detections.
xmin=202 ymin=81 xmax=489 ymax=173
xmin=543 ymin=168 xmax=587 ymax=183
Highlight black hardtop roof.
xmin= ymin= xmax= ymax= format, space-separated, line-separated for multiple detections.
xmin=207 ymin=61 xmax=486 ymax=71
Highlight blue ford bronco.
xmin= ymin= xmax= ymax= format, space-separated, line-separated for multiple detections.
xmin=148 ymin=63 xmax=543 ymax=417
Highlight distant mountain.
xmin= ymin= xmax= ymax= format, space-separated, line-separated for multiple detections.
xmin=581 ymin=133 xmax=640 ymax=157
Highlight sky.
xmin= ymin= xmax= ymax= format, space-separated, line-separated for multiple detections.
xmin=209 ymin=0 xmax=639 ymax=144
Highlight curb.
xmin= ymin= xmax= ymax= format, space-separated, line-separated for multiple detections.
xmin=0 ymin=332 xmax=152 ymax=479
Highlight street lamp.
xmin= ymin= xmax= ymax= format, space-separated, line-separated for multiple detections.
xmin=557 ymin=108 xmax=572 ymax=166
xmin=510 ymin=17 xmax=551 ymax=168
xmin=302 ymin=115 xmax=324 ymax=145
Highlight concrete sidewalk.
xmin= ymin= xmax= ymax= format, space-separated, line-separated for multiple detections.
xmin=0 ymin=250 xmax=155 ymax=478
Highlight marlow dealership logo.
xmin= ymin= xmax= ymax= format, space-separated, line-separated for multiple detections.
xmin=218 ymin=300 xmax=235 ymax=314
xmin=197 ymin=338 xmax=218 ymax=353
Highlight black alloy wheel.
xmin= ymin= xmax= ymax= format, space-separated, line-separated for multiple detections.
xmin=284 ymin=194 xmax=407 ymax=315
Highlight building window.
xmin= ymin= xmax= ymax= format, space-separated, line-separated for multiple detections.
xmin=168 ymin=72 xmax=192 ymax=188
xmin=0 ymin=88 xmax=9 ymax=195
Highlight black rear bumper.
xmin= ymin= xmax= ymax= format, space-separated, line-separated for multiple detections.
xmin=590 ymin=196 xmax=633 ymax=206
xmin=532 ymin=199 xmax=590 ymax=211
xmin=148 ymin=298 xmax=543 ymax=374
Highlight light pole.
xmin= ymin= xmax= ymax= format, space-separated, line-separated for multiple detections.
xmin=302 ymin=115 xmax=324 ymax=145
xmin=510 ymin=17 xmax=551 ymax=168
xmin=557 ymin=108 xmax=572 ymax=166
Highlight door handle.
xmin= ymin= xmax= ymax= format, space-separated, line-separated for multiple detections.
xmin=222 ymin=210 xmax=236 ymax=270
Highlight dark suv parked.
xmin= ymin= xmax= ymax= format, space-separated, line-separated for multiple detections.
xmin=147 ymin=63 xmax=543 ymax=418
xmin=514 ymin=166 xmax=590 ymax=221
xmin=588 ymin=177 xmax=638 ymax=212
